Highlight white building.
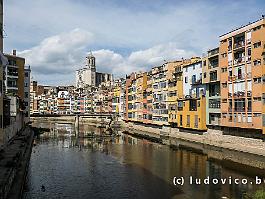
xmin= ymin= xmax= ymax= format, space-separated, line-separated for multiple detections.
xmin=76 ymin=52 xmax=113 ymax=88
xmin=24 ymin=66 xmax=31 ymax=123
xmin=182 ymin=60 xmax=205 ymax=98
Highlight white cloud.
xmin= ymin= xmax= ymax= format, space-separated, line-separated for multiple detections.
xmin=92 ymin=42 xmax=195 ymax=78
xmin=18 ymin=29 xmax=195 ymax=85
xmin=18 ymin=29 xmax=94 ymax=84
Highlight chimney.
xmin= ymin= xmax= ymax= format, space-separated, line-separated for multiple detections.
xmin=12 ymin=49 xmax=16 ymax=56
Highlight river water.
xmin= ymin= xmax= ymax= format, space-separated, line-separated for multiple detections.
xmin=23 ymin=121 xmax=265 ymax=199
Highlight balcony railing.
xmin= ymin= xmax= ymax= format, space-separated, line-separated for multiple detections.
xmin=208 ymin=48 xmax=219 ymax=57
xmin=234 ymin=108 xmax=245 ymax=112
xmin=246 ymin=38 xmax=251 ymax=45
xmin=247 ymin=91 xmax=252 ymax=97
xmin=233 ymin=91 xmax=245 ymax=98
xmin=246 ymin=56 xmax=251 ymax=63
xmin=234 ymin=41 xmax=245 ymax=49
xmin=234 ymin=57 xmax=245 ymax=65
xmin=191 ymin=79 xmax=202 ymax=85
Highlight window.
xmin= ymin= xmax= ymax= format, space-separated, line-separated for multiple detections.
xmin=25 ymin=72 xmax=28 ymax=77
xmin=185 ymin=77 xmax=188 ymax=83
xmin=222 ymin=99 xmax=227 ymax=103
xmin=222 ymin=83 xmax=227 ymax=88
xmin=247 ymin=48 xmax=251 ymax=56
xmin=253 ymin=25 xmax=261 ymax=31
xmin=25 ymin=92 xmax=28 ymax=98
xmin=180 ymin=115 xmax=183 ymax=126
xmin=193 ymin=65 xmax=195 ymax=70
xmin=185 ymin=67 xmax=188 ymax=72
xmin=253 ymin=113 xmax=261 ymax=117
xmin=189 ymin=100 xmax=197 ymax=111
xmin=254 ymin=77 xmax=261 ymax=83
xmin=187 ymin=115 xmax=190 ymax=127
xmin=221 ymin=67 xmax=227 ymax=73
xmin=209 ymin=99 xmax=221 ymax=109
xmin=253 ymin=41 xmax=261 ymax=48
xmin=253 ymin=59 xmax=261 ymax=66
xmin=210 ymin=71 xmax=217 ymax=81
xmin=204 ymin=72 xmax=206 ymax=78
xmin=194 ymin=115 xmax=198 ymax=128
xmin=221 ymin=53 xmax=227 ymax=58
xmin=253 ymin=97 xmax=261 ymax=102
xmin=192 ymin=75 xmax=196 ymax=84
xmin=203 ymin=60 xmax=206 ymax=66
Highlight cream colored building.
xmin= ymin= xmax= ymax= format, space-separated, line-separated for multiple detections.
xmin=76 ymin=52 xmax=113 ymax=88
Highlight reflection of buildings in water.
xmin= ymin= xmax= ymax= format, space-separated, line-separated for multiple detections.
xmin=120 ymin=135 xmax=138 ymax=145
xmin=73 ymin=137 xmax=111 ymax=154
xmin=77 ymin=124 xmax=105 ymax=137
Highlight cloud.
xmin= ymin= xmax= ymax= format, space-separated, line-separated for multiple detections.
xmin=6 ymin=0 xmax=265 ymax=85
xmin=18 ymin=29 xmax=94 ymax=83
xmin=18 ymin=29 xmax=195 ymax=85
xmin=92 ymin=42 xmax=195 ymax=77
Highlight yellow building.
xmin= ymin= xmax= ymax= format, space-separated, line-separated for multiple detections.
xmin=175 ymin=58 xmax=207 ymax=131
xmin=176 ymin=97 xmax=207 ymax=130
xmin=112 ymin=80 xmax=121 ymax=114
xmin=4 ymin=51 xmax=25 ymax=99
xmin=144 ymin=71 xmax=153 ymax=124
xmin=167 ymin=60 xmax=183 ymax=124
xmin=135 ymin=72 xmax=147 ymax=122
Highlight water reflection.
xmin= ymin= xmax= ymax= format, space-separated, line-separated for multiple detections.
xmin=24 ymin=121 xmax=265 ymax=199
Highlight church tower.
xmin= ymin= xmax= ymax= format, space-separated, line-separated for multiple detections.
xmin=86 ymin=51 xmax=96 ymax=71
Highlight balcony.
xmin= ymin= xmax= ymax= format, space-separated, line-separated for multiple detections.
xmin=234 ymin=41 xmax=245 ymax=50
xmin=228 ymin=76 xmax=236 ymax=81
xmin=233 ymin=91 xmax=245 ymax=98
xmin=208 ymin=48 xmax=219 ymax=57
xmin=246 ymin=56 xmax=251 ymax=63
xmin=191 ymin=79 xmax=202 ymax=85
xmin=234 ymin=57 xmax=245 ymax=65
xmin=246 ymin=73 xmax=251 ymax=79
xmin=247 ymin=91 xmax=252 ymax=97
xmin=246 ymin=38 xmax=251 ymax=45
xmin=234 ymin=107 xmax=245 ymax=112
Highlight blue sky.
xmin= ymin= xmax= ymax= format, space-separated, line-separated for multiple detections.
xmin=3 ymin=0 xmax=265 ymax=85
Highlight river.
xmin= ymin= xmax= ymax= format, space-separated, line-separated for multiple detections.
xmin=23 ymin=120 xmax=265 ymax=199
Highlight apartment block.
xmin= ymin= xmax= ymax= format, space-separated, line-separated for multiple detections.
xmin=176 ymin=58 xmax=207 ymax=131
xmin=151 ymin=64 xmax=169 ymax=125
xmin=126 ymin=73 xmax=137 ymax=122
xmin=4 ymin=50 xmax=25 ymax=98
xmin=24 ymin=66 xmax=31 ymax=123
xmin=135 ymin=72 xmax=147 ymax=122
xmin=202 ymin=48 xmax=221 ymax=127
xmin=144 ymin=71 xmax=153 ymax=124
xmin=167 ymin=60 xmax=183 ymax=125
xmin=219 ymin=17 xmax=265 ymax=134
xmin=57 ymin=91 xmax=72 ymax=114
xmin=112 ymin=78 xmax=126 ymax=118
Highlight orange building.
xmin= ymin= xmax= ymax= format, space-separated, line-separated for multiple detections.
xmin=219 ymin=16 xmax=265 ymax=135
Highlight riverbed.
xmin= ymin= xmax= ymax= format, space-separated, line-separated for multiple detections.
xmin=23 ymin=120 xmax=265 ymax=199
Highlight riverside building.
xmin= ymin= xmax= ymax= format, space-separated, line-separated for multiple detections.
xmin=219 ymin=16 xmax=265 ymax=135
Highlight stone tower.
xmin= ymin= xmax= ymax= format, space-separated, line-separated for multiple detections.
xmin=86 ymin=51 xmax=96 ymax=71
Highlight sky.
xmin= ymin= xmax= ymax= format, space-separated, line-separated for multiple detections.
xmin=3 ymin=0 xmax=265 ymax=85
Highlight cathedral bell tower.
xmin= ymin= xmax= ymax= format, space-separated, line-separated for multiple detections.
xmin=86 ymin=51 xmax=96 ymax=71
